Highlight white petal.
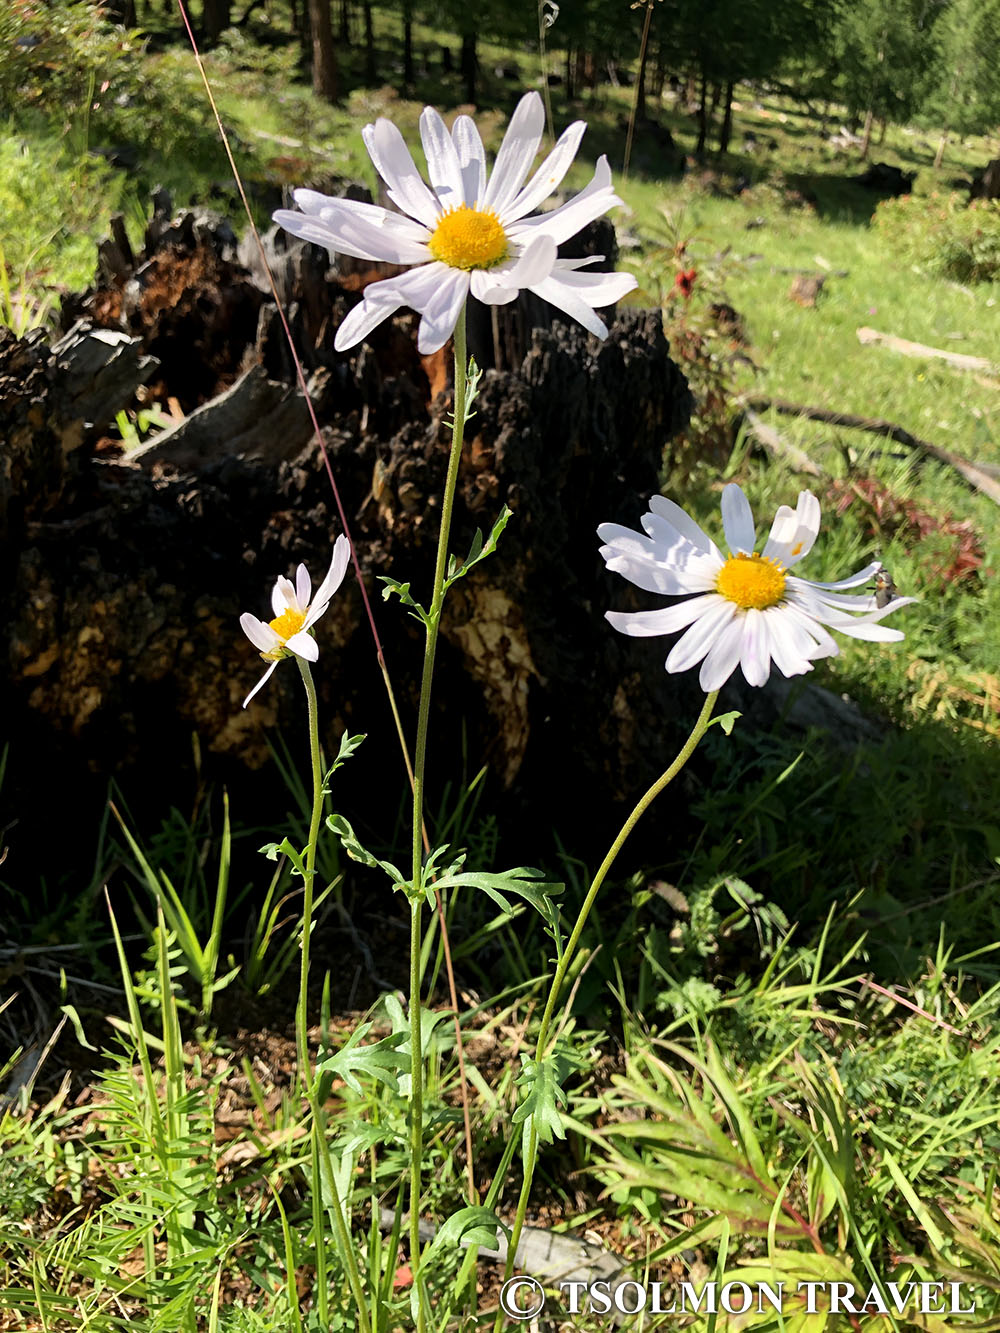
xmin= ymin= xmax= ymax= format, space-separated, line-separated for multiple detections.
xmin=416 ymin=271 xmax=470 ymax=354
xmin=483 ymin=92 xmax=545 ymax=215
xmin=363 ymin=119 xmax=440 ymax=229
xmin=508 ymin=156 xmax=622 ymax=248
xmin=721 ymin=484 xmax=756 ymax=555
xmin=502 ymin=120 xmax=587 ymax=222
xmin=243 ymin=660 xmax=278 ymax=708
xmin=334 ymin=291 xmax=405 ymax=351
xmin=470 ymin=271 xmax=518 ymax=305
xmin=739 ymin=608 xmax=771 ymax=687
xmin=800 ymin=561 xmax=882 ymax=591
xmin=272 ymin=575 xmax=299 ymax=616
xmin=543 ymin=268 xmax=638 ymax=307
xmin=698 ymin=620 xmax=745 ymax=691
xmin=273 ymin=208 xmax=423 ymax=265
xmin=420 ymin=105 xmax=466 ymax=211
xmin=666 ymin=598 xmax=739 ymax=673
xmin=528 ymin=272 xmax=609 ymax=338
xmin=291 ymin=190 xmax=432 ymax=245
xmin=471 ymin=233 xmax=557 ymax=304
xmin=295 ymin=564 xmax=311 ymax=607
xmin=606 ymin=594 xmax=722 ymax=638
xmin=240 ymin=613 xmax=281 ymax=653
xmin=827 ymin=621 xmax=906 ymax=642
xmin=553 ymin=255 xmax=605 ymax=271
xmin=284 ymin=630 xmax=319 ymax=660
xmin=333 ymin=263 xmax=454 ymax=352
xmin=602 ymin=552 xmax=719 ymax=597
xmin=276 ymin=201 xmax=432 ymax=266
xmin=763 ymin=608 xmax=815 ymax=679
xmin=452 ymin=115 xmax=487 ymax=206
xmin=780 ymin=602 xmax=840 ymax=659
xmin=303 ymin=534 xmax=351 ymax=631
xmin=762 ymin=490 xmax=821 ymax=567
xmin=648 ymin=496 xmax=722 ymax=558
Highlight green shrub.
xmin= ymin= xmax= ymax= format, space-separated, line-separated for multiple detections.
xmin=874 ymin=190 xmax=1000 ymax=283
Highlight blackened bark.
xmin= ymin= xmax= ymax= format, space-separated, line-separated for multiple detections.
xmin=2 ymin=203 xmax=695 ymax=881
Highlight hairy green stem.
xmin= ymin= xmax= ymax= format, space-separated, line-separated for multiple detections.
xmin=408 ymin=305 xmax=469 ymax=1331
xmin=295 ymin=658 xmax=371 ymax=1333
xmin=498 ymin=688 xmax=720 ymax=1311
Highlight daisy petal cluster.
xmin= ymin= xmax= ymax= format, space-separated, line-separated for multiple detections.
xmin=273 ymin=92 xmax=638 ymax=354
xmin=240 ymin=535 xmax=350 ymax=707
xmin=599 ymin=484 xmax=916 ymax=692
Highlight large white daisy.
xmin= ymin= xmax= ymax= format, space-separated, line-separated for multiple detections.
xmin=599 ymin=484 xmax=916 ymax=692
xmin=273 ymin=92 xmax=638 ymax=354
xmin=240 ymin=535 xmax=350 ymax=707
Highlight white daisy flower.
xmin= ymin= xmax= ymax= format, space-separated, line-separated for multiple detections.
xmin=273 ymin=92 xmax=638 ymax=354
xmin=599 ymin=485 xmax=916 ymax=692
xmin=239 ymin=535 xmax=351 ymax=707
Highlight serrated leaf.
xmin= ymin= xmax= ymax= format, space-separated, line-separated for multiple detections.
xmin=433 ymin=865 xmax=562 ymax=930
xmin=315 ymin=1022 xmax=408 ymax=1094
xmin=512 ymin=1047 xmax=583 ymax=1145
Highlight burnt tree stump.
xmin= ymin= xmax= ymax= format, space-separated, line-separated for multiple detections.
xmin=2 ymin=203 xmax=697 ymax=883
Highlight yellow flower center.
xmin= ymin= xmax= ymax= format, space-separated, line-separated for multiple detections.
xmin=716 ymin=553 xmax=787 ymax=610
xmin=428 ymin=205 xmax=509 ymax=271
xmin=269 ymin=607 xmax=307 ymax=642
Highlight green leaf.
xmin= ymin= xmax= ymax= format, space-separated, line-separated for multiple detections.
xmin=425 ymin=1206 xmax=507 ymax=1262
xmin=432 ymin=865 xmax=562 ymax=931
xmin=326 ymin=815 xmax=406 ymax=885
xmin=711 ymin=710 xmax=742 ymax=735
xmin=59 ymin=1003 xmax=96 ymax=1052
xmin=322 ymin=732 xmax=365 ymax=790
xmin=512 ymin=1047 xmax=582 ymax=1145
xmin=315 ymin=1022 xmax=409 ymax=1095
xmin=444 ymin=504 xmax=513 ymax=591
xmin=378 ymin=577 xmax=429 ymax=625
xmin=259 ymin=836 xmax=306 ymax=877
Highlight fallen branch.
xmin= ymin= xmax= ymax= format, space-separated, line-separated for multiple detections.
xmin=857 ymin=326 xmax=997 ymax=375
xmin=743 ymin=396 xmax=1000 ymax=506
xmin=741 ymin=407 xmax=824 ymax=476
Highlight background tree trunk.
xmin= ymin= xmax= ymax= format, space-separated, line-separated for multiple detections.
xmin=460 ymin=32 xmax=477 ymax=104
xmin=696 ymin=66 xmax=709 ymax=155
xmin=363 ymin=1 xmax=375 ymax=82
xmin=402 ymin=2 xmax=414 ymax=86
xmin=202 ymin=0 xmax=231 ymax=42
xmin=308 ymin=0 xmax=337 ymax=101
xmin=718 ymin=79 xmax=735 ymax=153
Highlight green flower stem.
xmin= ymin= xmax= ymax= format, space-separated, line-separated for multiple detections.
xmin=294 ymin=657 xmax=324 ymax=1090
xmin=498 ymin=687 xmax=720 ymax=1310
xmin=295 ymin=658 xmax=372 ymax=1333
xmin=408 ymin=303 xmax=470 ymax=1330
